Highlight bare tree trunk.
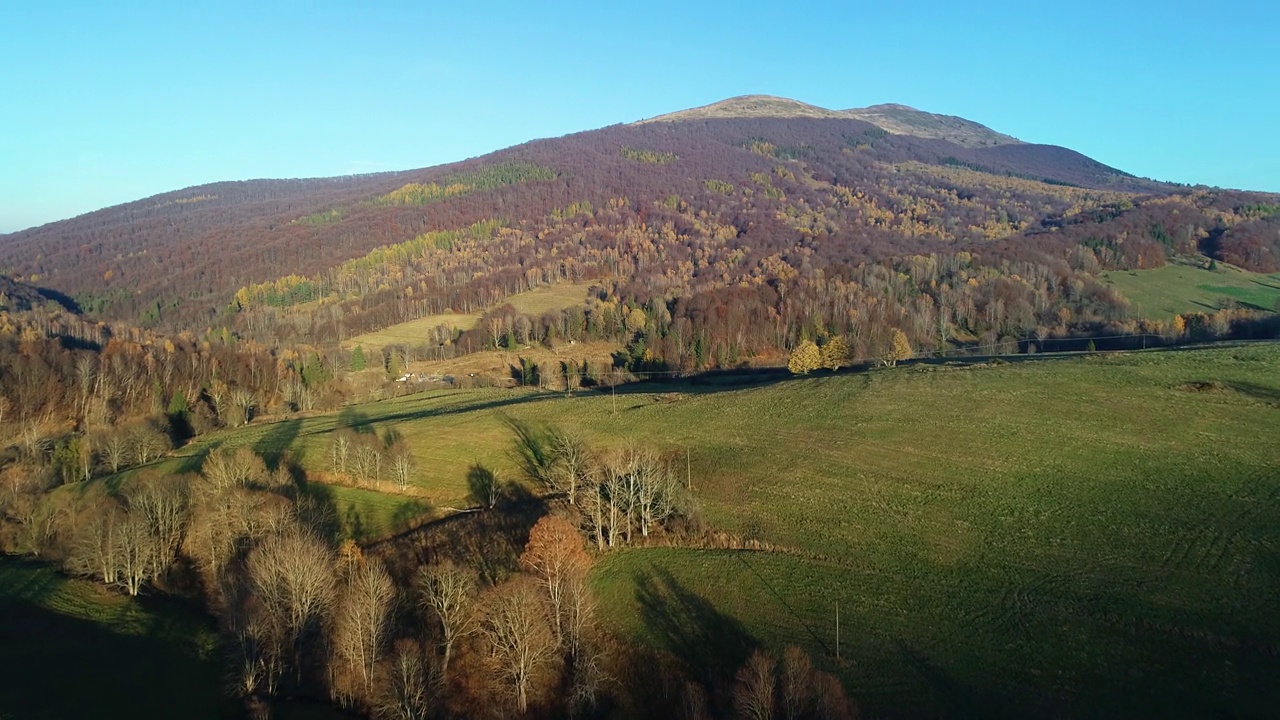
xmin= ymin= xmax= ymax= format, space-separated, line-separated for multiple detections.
xmin=417 ymin=561 xmax=476 ymax=682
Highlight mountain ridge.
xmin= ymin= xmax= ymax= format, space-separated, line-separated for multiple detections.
xmin=639 ymin=94 xmax=1021 ymax=147
xmin=3 ymin=96 xmax=1277 ymax=336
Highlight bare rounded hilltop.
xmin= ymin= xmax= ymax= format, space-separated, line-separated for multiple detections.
xmin=638 ymin=94 xmax=1021 ymax=147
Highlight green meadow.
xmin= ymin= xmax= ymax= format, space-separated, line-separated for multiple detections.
xmin=1104 ymin=262 xmax=1280 ymax=317
xmin=0 ymin=558 xmax=230 ymax=719
xmin=105 ymin=344 xmax=1280 ymax=716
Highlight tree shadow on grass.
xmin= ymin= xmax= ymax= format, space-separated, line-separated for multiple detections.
xmin=632 ymin=565 xmax=756 ymax=692
xmin=366 ymin=491 xmax=549 ymax=588
xmin=337 ymin=406 xmax=374 ymax=435
xmin=332 ymin=393 xmax=556 ymax=434
xmin=295 ymin=481 xmax=343 ymax=545
xmin=1225 ymin=381 xmax=1280 ymax=404
xmin=893 ymin=639 xmax=993 ymax=720
xmin=174 ymin=440 xmax=219 ymax=476
xmin=252 ymin=418 xmax=302 ymax=471
xmin=0 ymin=565 xmax=230 ymax=720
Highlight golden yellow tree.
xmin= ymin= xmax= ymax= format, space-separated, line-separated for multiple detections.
xmin=820 ymin=337 xmax=849 ymax=371
xmin=787 ymin=340 xmax=822 ymax=375
xmin=884 ymin=329 xmax=912 ymax=367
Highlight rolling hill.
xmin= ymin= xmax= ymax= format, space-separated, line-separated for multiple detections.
xmin=82 ymin=343 xmax=1280 ymax=718
xmin=0 ymin=96 xmax=1276 ymax=381
xmin=0 ymin=96 xmax=1180 ymax=328
xmin=2 ymin=93 xmax=1280 ymax=720
xmin=642 ymin=95 xmax=1021 ymax=147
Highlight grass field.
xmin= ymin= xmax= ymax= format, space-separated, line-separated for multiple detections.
xmin=1103 ymin=262 xmax=1280 ymax=317
xmin=0 ymin=557 xmax=230 ymax=719
xmin=341 ymin=281 xmax=596 ymax=350
xmin=117 ymin=345 xmax=1280 ymax=717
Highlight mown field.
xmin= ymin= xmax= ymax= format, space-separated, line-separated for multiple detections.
xmin=340 ymin=281 xmax=596 ymax=350
xmin=123 ymin=345 xmax=1280 ymax=717
xmin=1104 ymin=262 xmax=1280 ymax=317
xmin=0 ymin=557 xmax=230 ymax=720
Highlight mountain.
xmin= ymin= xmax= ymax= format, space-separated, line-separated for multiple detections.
xmin=638 ymin=94 xmax=851 ymax=122
xmin=0 ymin=95 xmax=1276 ymax=362
xmin=842 ymin=103 xmax=1020 ymax=147
xmin=641 ymin=95 xmax=1020 ymax=147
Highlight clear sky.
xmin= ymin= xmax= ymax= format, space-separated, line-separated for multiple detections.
xmin=2 ymin=0 xmax=1277 ymax=233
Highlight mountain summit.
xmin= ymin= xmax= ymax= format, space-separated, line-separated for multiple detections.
xmin=637 ymin=95 xmax=850 ymax=123
xmin=640 ymin=95 xmax=1019 ymax=147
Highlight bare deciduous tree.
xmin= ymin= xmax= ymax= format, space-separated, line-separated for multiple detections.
xmin=567 ymin=639 xmax=607 ymax=718
xmin=353 ymin=441 xmax=383 ymax=487
xmin=334 ymin=557 xmax=396 ymax=694
xmin=391 ymin=452 xmax=414 ymax=493
xmin=101 ymin=429 xmax=129 ymax=473
xmin=201 ymin=445 xmax=269 ymax=491
xmin=599 ymin=456 xmax=630 ymax=548
xmin=230 ymin=388 xmax=257 ymax=427
xmin=20 ymin=419 xmax=48 ymax=462
xmin=247 ymin=529 xmax=337 ymax=680
xmin=417 ymin=560 xmax=476 ymax=681
xmin=71 ymin=500 xmax=123 ymax=584
xmin=75 ymin=354 xmax=96 ymax=414
xmin=479 ymin=576 xmax=559 ymax=714
xmin=813 ymin=671 xmax=856 ymax=720
xmin=466 ymin=463 xmax=504 ymax=510
xmin=186 ymin=487 xmax=290 ymax=584
xmin=781 ymin=645 xmax=814 ymax=720
xmin=116 ymin=508 xmax=158 ymax=596
xmin=330 ymin=433 xmax=352 ymax=476
xmin=580 ymin=480 xmax=608 ymax=551
xmin=550 ymin=430 xmax=593 ymax=505
xmin=629 ymin=447 xmax=678 ymax=539
xmin=377 ymin=640 xmax=429 ymax=720
xmin=125 ymin=474 xmax=189 ymax=576
xmin=127 ymin=421 xmax=169 ymax=465
xmin=734 ymin=649 xmax=777 ymax=720
xmin=682 ymin=681 xmax=711 ymax=720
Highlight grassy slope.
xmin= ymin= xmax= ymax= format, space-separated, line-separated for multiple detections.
xmin=0 ymin=558 xmax=230 ymax=720
xmin=131 ymin=346 xmax=1280 ymax=717
xmin=1104 ymin=263 xmax=1280 ymax=317
xmin=340 ymin=281 xmax=597 ymax=351
xmin=589 ymin=347 xmax=1280 ymax=717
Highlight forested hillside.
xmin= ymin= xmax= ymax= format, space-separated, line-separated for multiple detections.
xmin=2 ymin=98 xmax=1278 ymax=385
xmin=2 ymin=95 xmax=1280 ymax=720
xmin=0 ymin=102 xmax=1176 ymax=327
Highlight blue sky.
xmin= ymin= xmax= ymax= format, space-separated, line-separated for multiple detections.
xmin=1 ymin=0 xmax=1276 ymax=233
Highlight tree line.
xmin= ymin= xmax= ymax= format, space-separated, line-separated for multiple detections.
xmin=0 ymin=407 xmax=855 ymax=718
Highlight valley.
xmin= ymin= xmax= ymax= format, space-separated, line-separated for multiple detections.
xmin=6 ymin=344 xmax=1279 ymax=718
xmin=2 ymin=91 xmax=1278 ymax=719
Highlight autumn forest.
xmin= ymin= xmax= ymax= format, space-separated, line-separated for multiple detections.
xmin=1 ymin=97 xmax=1279 ymax=719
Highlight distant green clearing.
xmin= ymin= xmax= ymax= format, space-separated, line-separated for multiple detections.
xmin=124 ymin=345 xmax=1280 ymax=717
xmin=1103 ymin=262 xmax=1280 ymax=317
xmin=0 ymin=557 xmax=229 ymax=720
xmin=340 ymin=310 xmax=483 ymax=349
xmin=341 ymin=281 xmax=595 ymax=351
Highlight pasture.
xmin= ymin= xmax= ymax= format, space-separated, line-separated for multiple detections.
xmin=1103 ymin=262 xmax=1280 ymax=317
xmin=136 ymin=344 xmax=1280 ymax=716
xmin=0 ymin=557 xmax=229 ymax=719
xmin=340 ymin=281 xmax=597 ymax=350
